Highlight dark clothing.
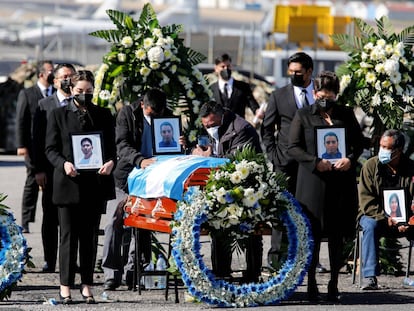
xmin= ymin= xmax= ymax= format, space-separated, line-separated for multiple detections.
xmin=16 ymin=84 xmax=55 ymax=228
xmin=45 ymin=100 xmax=116 ymax=286
xmin=210 ymin=80 xmax=259 ymax=119
xmin=32 ymin=93 xmax=63 ymax=270
xmin=322 ymin=151 xmax=342 ymax=160
xmin=159 ymin=140 xmax=177 ymax=147
xmin=210 ymin=110 xmax=263 ymax=281
xmin=261 ymin=84 xmax=301 ymax=193
xmin=288 ymin=103 xmax=364 ymax=291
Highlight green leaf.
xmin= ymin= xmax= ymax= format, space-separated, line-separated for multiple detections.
xmin=89 ymin=29 xmax=122 ymax=42
xmin=376 ymin=15 xmax=395 ymax=39
xmin=354 ymin=18 xmax=376 ymax=38
xmin=108 ymin=65 xmax=125 ymax=77
xmin=138 ymin=3 xmax=158 ymax=28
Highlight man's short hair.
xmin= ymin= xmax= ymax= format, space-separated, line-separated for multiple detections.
xmin=214 ymin=53 xmax=232 ymax=65
xmin=324 ymin=131 xmax=338 ymax=142
xmin=199 ymin=101 xmax=224 ymax=118
xmin=382 ymin=129 xmax=405 ymax=150
xmin=81 ymin=137 xmax=92 ymax=146
xmin=143 ymin=88 xmax=167 ymax=114
xmin=36 ymin=60 xmax=54 ymax=77
xmin=160 ymin=121 xmax=173 ymax=133
xmin=288 ymin=52 xmax=313 ymax=71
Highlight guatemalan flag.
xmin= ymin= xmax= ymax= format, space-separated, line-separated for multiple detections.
xmin=127 ymin=155 xmax=228 ymax=201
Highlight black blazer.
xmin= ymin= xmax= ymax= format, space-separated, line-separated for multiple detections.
xmin=15 ymin=85 xmax=55 ymax=154
xmin=33 ymin=93 xmax=61 ymax=173
xmin=261 ymin=84 xmax=300 ymax=169
xmin=45 ymin=100 xmax=116 ymax=205
xmin=210 ymin=80 xmax=259 ymax=118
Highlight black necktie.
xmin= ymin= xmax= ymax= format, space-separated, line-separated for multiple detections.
xmin=223 ymin=83 xmax=229 ymax=99
xmin=300 ymin=89 xmax=309 ymax=107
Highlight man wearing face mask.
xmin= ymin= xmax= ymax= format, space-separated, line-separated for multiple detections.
xmin=358 ymin=129 xmax=414 ymax=290
xmin=32 ymin=63 xmax=76 ymax=273
xmin=192 ymin=101 xmax=263 ymax=282
xmin=210 ymin=53 xmax=261 ymax=121
xmin=16 ymin=60 xmax=55 ymax=234
xmin=289 ymin=71 xmax=364 ymax=302
xmin=261 ymin=52 xmax=314 ymax=271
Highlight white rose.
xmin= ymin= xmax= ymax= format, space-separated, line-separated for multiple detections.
xmin=147 ymin=46 xmax=165 ymax=63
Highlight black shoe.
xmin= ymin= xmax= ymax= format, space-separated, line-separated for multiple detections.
xmin=327 ymin=281 xmax=340 ymax=303
xmin=103 ymin=279 xmax=119 ymax=291
xmin=307 ymin=282 xmax=321 ymax=302
xmin=80 ymin=286 xmax=95 ymax=304
xmin=22 ymin=225 xmax=30 ymax=233
xmin=42 ymin=263 xmax=55 ymax=273
xmin=59 ymin=293 xmax=72 ymax=305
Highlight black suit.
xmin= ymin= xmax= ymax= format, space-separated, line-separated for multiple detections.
xmin=32 ymin=93 xmax=63 ymax=270
xmin=45 ymin=100 xmax=116 ymax=286
xmin=261 ymin=84 xmax=305 ymax=193
xmin=210 ymin=79 xmax=259 ymax=118
xmin=15 ymin=84 xmax=54 ymax=229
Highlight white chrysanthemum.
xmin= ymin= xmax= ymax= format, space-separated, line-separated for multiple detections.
xmin=143 ymin=37 xmax=154 ymax=49
xmin=242 ymin=188 xmax=257 ymax=207
xmin=117 ymin=53 xmax=126 ymax=62
xmin=359 ymin=61 xmax=372 ymax=69
xmin=147 ymin=46 xmax=165 ymax=63
xmin=150 ymin=62 xmax=160 ymax=70
xmin=187 ymin=89 xmax=196 ymax=99
xmin=339 ymin=74 xmax=351 ymax=94
xmin=365 ymin=71 xmax=377 ymax=84
xmin=389 ymin=71 xmax=401 ymax=84
xmin=140 ymin=66 xmax=151 ymax=77
xmin=192 ymin=100 xmax=200 ymax=114
xmin=99 ymin=90 xmax=111 ymax=100
xmin=385 ymin=44 xmax=394 ymax=55
xmin=364 ymin=42 xmax=374 ymax=51
xmin=382 ymin=80 xmax=392 ymax=88
xmin=361 ymin=52 xmax=368 ymax=60
xmin=230 ymin=171 xmax=242 ymax=184
xmin=153 ymin=28 xmax=163 ymax=38
xmin=376 ymin=38 xmax=386 ymax=47
xmin=384 ymin=59 xmax=399 ymax=76
xmin=375 ymin=63 xmax=385 ymax=74
xmin=135 ymin=48 xmax=146 ymax=60
xmin=121 ymin=36 xmax=133 ymax=48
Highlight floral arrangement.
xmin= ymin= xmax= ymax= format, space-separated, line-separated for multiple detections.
xmin=332 ymin=16 xmax=414 ymax=130
xmin=0 ymin=193 xmax=28 ymax=301
xmin=90 ymin=3 xmax=212 ymax=142
xmin=171 ymin=149 xmax=313 ymax=307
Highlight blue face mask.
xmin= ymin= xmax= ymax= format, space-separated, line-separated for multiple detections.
xmin=378 ymin=147 xmax=392 ymax=164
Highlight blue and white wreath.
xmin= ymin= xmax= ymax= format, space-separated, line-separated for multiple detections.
xmin=0 ymin=195 xmax=27 ymax=301
xmin=171 ymin=150 xmax=313 ymax=307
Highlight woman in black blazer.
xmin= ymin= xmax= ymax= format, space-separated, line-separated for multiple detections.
xmin=45 ymin=70 xmax=116 ymax=304
xmin=288 ymin=71 xmax=364 ymax=302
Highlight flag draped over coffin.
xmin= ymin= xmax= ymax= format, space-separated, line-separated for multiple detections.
xmin=127 ymin=155 xmax=228 ymax=201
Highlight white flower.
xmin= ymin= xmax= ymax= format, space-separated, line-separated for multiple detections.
xmin=186 ymin=89 xmax=196 ymax=99
xmin=143 ymin=37 xmax=154 ymax=49
xmin=150 ymin=62 xmax=160 ymax=70
xmin=117 ymin=53 xmax=126 ymax=62
xmin=135 ymin=48 xmax=146 ymax=60
xmin=242 ymin=188 xmax=257 ymax=207
xmin=376 ymin=38 xmax=386 ymax=47
xmin=365 ymin=71 xmax=377 ymax=84
xmin=99 ymin=90 xmax=111 ymax=100
xmin=339 ymin=74 xmax=351 ymax=94
xmin=140 ymin=65 xmax=151 ymax=76
xmin=153 ymin=28 xmax=162 ymax=38
xmin=230 ymin=171 xmax=242 ymax=184
xmin=121 ymin=36 xmax=133 ymax=48
xmin=384 ymin=59 xmax=399 ymax=76
xmin=147 ymin=46 xmax=165 ymax=63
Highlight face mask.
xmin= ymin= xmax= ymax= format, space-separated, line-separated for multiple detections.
xmin=378 ymin=147 xmax=392 ymax=164
xmin=290 ymin=74 xmax=305 ymax=87
xmin=206 ymin=126 xmax=220 ymax=141
xmin=74 ymin=93 xmax=93 ymax=107
xmin=60 ymin=79 xmax=72 ymax=94
xmin=315 ymin=98 xmax=336 ymax=111
xmin=219 ymin=68 xmax=232 ymax=81
xmin=47 ymin=73 xmax=55 ymax=85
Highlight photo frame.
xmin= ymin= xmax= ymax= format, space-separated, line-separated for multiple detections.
xmin=70 ymin=132 xmax=104 ymax=170
xmin=315 ymin=126 xmax=346 ymax=164
xmin=151 ymin=116 xmax=182 ymax=155
xmin=382 ymin=188 xmax=407 ymax=224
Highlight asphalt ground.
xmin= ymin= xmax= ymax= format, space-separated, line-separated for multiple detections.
xmin=1 ymin=154 xmax=414 ymax=310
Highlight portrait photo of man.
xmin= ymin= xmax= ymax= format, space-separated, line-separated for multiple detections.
xmin=158 ymin=121 xmax=178 ymax=148
xmin=71 ymin=133 xmax=103 ymax=170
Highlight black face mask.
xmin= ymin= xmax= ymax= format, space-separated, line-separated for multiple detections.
xmin=315 ymin=98 xmax=336 ymax=111
xmin=219 ymin=68 xmax=232 ymax=81
xmin=47 ymin=73 xmax=55 ymax=85
xmin=60 ymin=79 xmax=72 ymax=94
xmin=74 ymin=93 xmax=93 ymax=107
xmin=290 ymin=74 xmax=305 ymax=87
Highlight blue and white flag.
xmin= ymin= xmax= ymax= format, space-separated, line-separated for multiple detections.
xmin=127 ymin=155 xmax=228 ymax=200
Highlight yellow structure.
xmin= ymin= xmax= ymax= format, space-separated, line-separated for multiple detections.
xmin=271 ymin=4 xmax=354 ymax=50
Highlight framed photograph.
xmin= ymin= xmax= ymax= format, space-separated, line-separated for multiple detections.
xmin=71 ymin=132 xmax=103 ymax=170
xmin=315 ymin=126 xmax=346 ymax=164
xmin=151 ymin=116 xmax=182 ymax=155
xmin=382 ymin=188 xmax=407 ymax=224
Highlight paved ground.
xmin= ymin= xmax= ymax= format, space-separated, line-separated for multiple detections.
xmin=1 ymin=154 xmax=414 ymax=310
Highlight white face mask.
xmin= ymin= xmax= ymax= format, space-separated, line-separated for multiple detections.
xmin=206 ymin=126 xmax=220 ymax=141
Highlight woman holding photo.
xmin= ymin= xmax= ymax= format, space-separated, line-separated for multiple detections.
xmin=45 ymin=70 xmax=116 ymax=304
xmin=288 ymin=71 xmax=364 ymax=302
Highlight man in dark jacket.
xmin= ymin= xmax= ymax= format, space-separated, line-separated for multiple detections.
xmin=32 ymin=63 xmax=76 ymax=273
xmin=210 ymin=53 xmax=262 ymax=121
xmin=16 ymin=60 xmax=55 ymax=233
xmin=102 ymin=88 xmax=172 ymax=290
xmin=192 ymin=100 xmax=262 ymax=282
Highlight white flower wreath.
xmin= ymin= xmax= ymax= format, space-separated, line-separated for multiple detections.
xmin=0 ymin=204 xmax=27 ymax=301
xmin=171 ymin=149 xmax=313 ymax=307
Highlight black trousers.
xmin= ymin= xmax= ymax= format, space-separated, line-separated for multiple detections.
xmin=21 ymin=158 xmax=39 ymax=227
xmin=211 ymin=235 xmax=263 ymax=282
xmin=58 ymin=201 xmax=102 ymax=286
xmin=41 ymin=172 xmax=59 ymax=269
